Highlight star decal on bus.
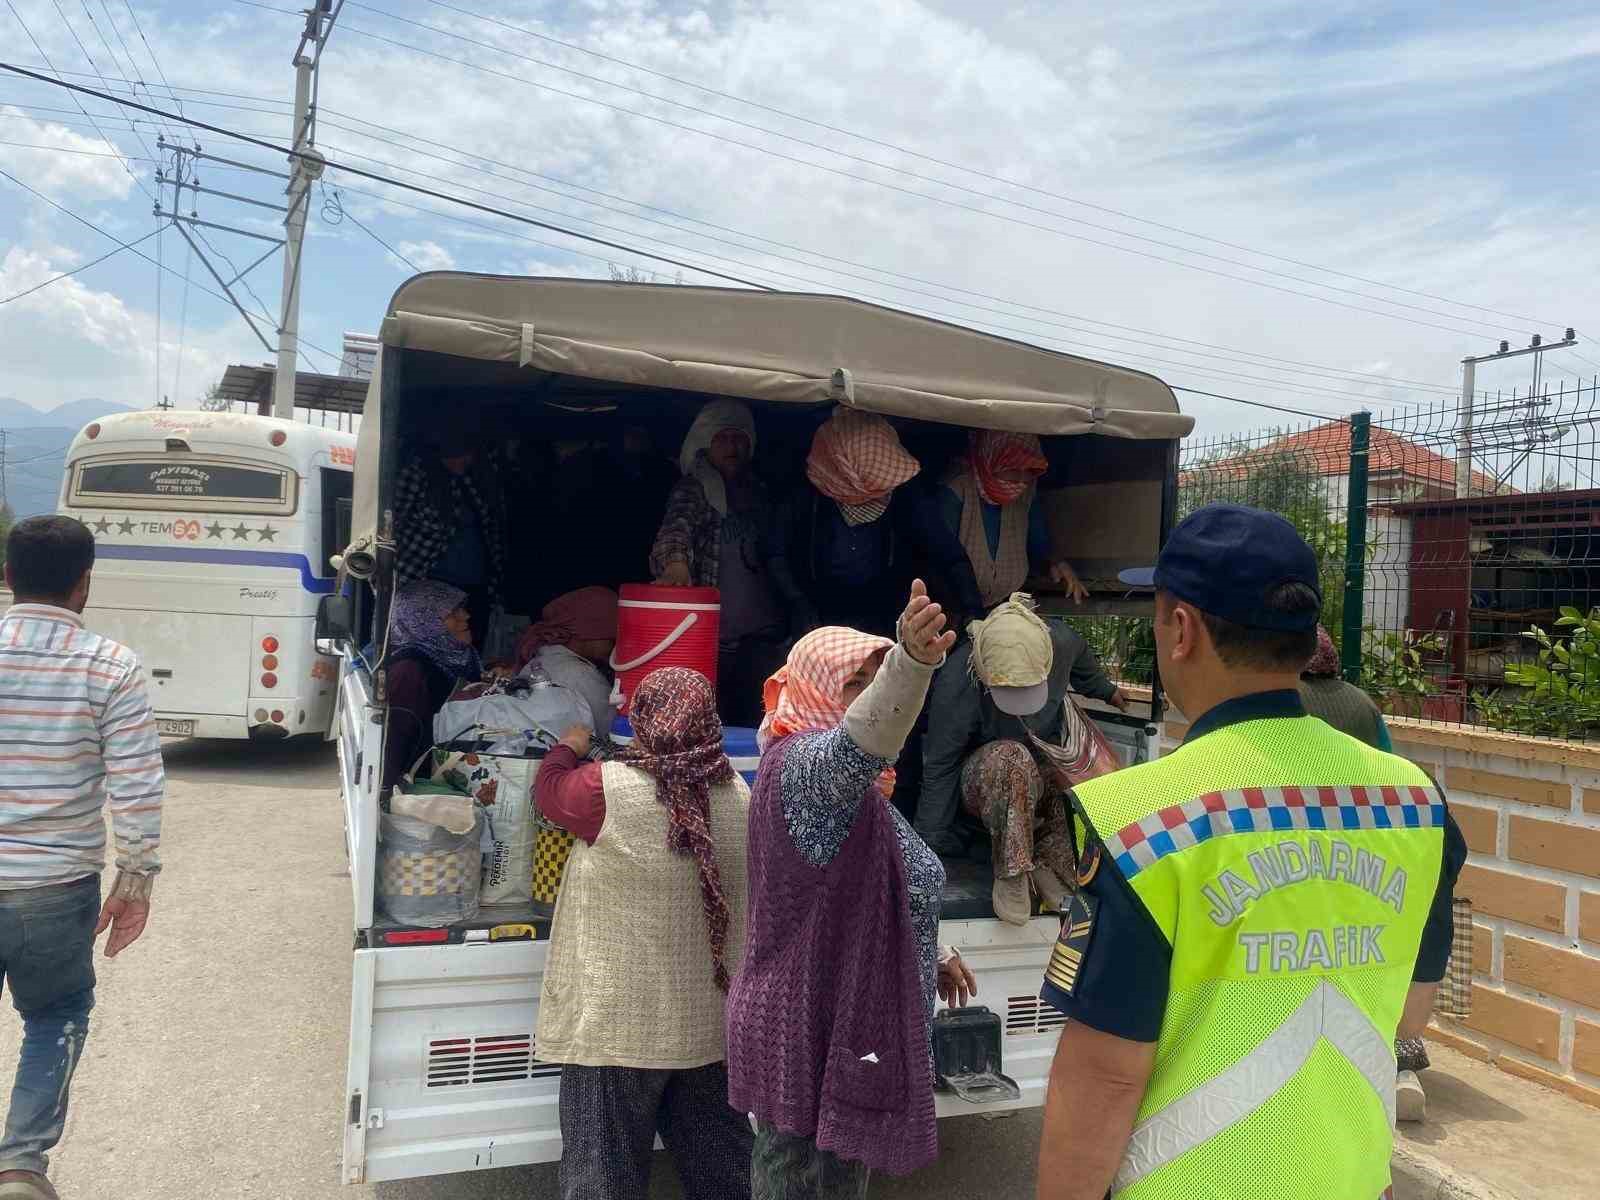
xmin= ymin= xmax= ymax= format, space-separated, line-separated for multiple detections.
xmin=256 ymin=524 xmax=278 ymax=542
xmin=231 ymin=523 xmax=251 ymax=540
xmin=116 ymin=517 xmax=136 ymax=535
xmin=92 ymin=517 xmax=111 ymax=535
xmin=206 ymin=522 xmax=226 ymax=539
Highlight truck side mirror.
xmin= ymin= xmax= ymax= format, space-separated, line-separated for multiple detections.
xmin=316 ymin=593 xmax=354 ymax=656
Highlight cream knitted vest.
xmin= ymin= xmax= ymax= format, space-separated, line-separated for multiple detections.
xmin=536 ymin=760 xmax=750 ymax=1069
xmin=951 ymin=472 xmax=1036 ymax=609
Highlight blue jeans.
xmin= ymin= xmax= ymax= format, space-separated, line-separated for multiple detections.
xmin=0 ymin=875 xmax=99 ymax=1176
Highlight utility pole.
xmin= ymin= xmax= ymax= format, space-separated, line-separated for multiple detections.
xmin=1457 ymin=328 xmax=1578 ymax=497
xmin=274 ymin=1 xmax=336 ymax=419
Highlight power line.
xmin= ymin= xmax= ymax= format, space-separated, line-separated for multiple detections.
xmin=316 ymin=6 xmax=1537 ymax=340
xmin=411 ymin=0 xmax=1560 ymax=333
xmin=48 ymin=0 xmax=157 ymax=163
xmin=0 ymin=163 xmax=335 ymax=372
xmin=3 ymin=1 xmax=150 ymax=197
xmin=0 ymin=135 xmax=153 ymax=160
xmin=0 ymin=224 xmax=158 ymax=303
xmin=1172 ymin=387 xmax=1349 ymax=424
xmin=0 ymin=64 xmax=776 ymax=290
xmin=0 ymin=84 xmax=1484 ymax=399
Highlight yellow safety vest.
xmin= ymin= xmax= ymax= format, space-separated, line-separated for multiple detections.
xmin=1071 ymin=712 xmax=1444 ymax=1199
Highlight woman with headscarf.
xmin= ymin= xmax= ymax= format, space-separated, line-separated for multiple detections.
xmin=650 ymin=399 xmax=807 ymax=725
xmin=938 ymin=429 xmax=1088 ymax=611
xmin=726 ymin=581 xmax=976 ymax=1198
xmin=781 ymin=407 xmax=984 ymax=637
xmin=534 ymin=668 xmax=753 ymax=1200
xmin=514 ymin=586 xmax=621 ymax=736
xmin=379 ymin=580 xmax=485 ymax=796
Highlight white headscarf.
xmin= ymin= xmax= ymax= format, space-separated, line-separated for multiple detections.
xmin=679 ymin=399 xmax=757 ymax=516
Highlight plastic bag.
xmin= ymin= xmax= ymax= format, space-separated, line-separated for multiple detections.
xmin=377 ymin=802 xmax=484 ymax=927
xmin=433 ymin=676 xmax=593 ymax=747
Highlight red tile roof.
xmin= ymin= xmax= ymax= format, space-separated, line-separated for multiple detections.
xmin=1187 ymin=420 xmax=1504 ymax=495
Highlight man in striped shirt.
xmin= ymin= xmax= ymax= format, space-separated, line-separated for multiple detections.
xmin=0 ymin=516 xmax=163 ymax=1200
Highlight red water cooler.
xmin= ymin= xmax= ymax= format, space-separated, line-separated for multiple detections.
xmin=609 ymin=584 xmax=721 ymax=712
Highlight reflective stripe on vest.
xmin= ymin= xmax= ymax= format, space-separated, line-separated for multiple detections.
xmin=1102 ymin=784 xmax=1444 ymax=881
xmin=1114 ymin=981 xmax=1397 ymax=1192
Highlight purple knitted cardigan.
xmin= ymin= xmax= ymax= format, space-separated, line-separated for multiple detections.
xmin=725 ymin=735 xmax=937 ymax=1176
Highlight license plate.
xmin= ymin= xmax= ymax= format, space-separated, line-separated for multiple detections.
xmin=157 ymin=719 xmax=196 ymax=737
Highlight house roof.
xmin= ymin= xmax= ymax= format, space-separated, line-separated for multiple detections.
xmin=1187 ymin=420 xmax=1504 ymax=495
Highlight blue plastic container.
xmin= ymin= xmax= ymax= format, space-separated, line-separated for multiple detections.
xmin=611 ymin=715 xmax=762 ymax=786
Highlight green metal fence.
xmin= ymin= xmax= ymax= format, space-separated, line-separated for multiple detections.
xmin=1065 ymin=376 xmax=1600 ymax=742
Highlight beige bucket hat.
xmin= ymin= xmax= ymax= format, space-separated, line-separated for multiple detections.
xmin=969 ymin=593 xmax=1053 ymax=717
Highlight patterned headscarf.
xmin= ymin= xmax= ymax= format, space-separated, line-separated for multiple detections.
xmin=679 ymin=399 xmax=757 ymax=517
xmin=1304 ymin=625 xmax=1341 ymax=678
xmin=805 ymin=408 xmax=921 ymax=526
xmin=389 ymin=579 xmax=482 ymax=680
xmin=760 ymin=626 xmax=897 ymax=797
xmin=963 ymin=430 xmax=1048 ymax=506
xmin=622 ymin=668 xmax=738 ymax=992
xmin=515 ymin=587 xmax=619 ymax=669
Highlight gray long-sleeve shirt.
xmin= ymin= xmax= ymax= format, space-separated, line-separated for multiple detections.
xmin=915 ymin=621 xmax=1117 ymax=852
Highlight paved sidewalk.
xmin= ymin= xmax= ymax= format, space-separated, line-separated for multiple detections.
xmin=1392 ymin=1042 xmax=1600 ymax=1200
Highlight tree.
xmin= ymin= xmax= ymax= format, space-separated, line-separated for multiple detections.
xmin=199 ymin=379 xmax=231 ymax=413
xmin=1180 ymin=443 xmax=1349 ymax=649
xmin=607 ymin=263 xmax=684 ymax=285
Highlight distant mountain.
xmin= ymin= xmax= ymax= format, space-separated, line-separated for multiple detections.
xmin=0 ymin=397 xmax=136 ymax=430
xmin=0 ymin=399 xmax=138 ymax=518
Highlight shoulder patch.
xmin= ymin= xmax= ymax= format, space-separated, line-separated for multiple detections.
xmin=1075 ymin=841 xmax=1101 ymax=888
xmin=1044 ymin=890 xmax=1098 ymax=996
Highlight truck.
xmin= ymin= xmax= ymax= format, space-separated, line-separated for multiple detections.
xmin=323 ymin=274 xmax=1191 ymax=1184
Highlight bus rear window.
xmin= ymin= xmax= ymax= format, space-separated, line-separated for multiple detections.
xmin=70 ymin=456 xmax=297 ymax=514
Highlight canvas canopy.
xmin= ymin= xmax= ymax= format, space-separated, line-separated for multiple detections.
xmin=346 ymin=273 xmax=1189 ymax=576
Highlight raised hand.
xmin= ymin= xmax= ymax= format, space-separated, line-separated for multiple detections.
xmin=899 ymin=579 xmax=959 ymax=666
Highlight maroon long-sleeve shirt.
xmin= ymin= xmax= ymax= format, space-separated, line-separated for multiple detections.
xmin=535 ymin=743 xmax=607 ymax=844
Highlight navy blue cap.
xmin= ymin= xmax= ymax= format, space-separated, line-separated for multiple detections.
xmin=1118 ymin=503 xmax=1322 ymax=632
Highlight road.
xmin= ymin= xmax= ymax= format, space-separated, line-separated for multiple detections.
xmin=10 ymin=737 xmax=1043 ymax=1200
xmin=7 ymin=737 xmax=1547 ymax=1199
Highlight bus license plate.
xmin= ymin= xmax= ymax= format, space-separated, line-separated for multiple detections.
xmin=157 ymin=719 xmax=196 ymax=737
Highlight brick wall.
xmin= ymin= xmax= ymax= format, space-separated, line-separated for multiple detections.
xmin=1392 ymin=724 xmax=1600 ymax=1107
xmin=1158 ymin=714 xmax=1600 ymax=1107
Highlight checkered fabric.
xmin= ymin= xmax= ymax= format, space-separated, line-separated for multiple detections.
xmin=393 ymin=452 xmax=506 ymax=601
xmin=804 ymin=408 xmax=920 ymax=526
xmin=379 ymin=847 xmax=476 ymax=897
xmin=758 ymin=626 xmax=896 ymax=796
xmin=1101 ymin=784 xmax=1446 ymax=880
xmin=1434 ymin=897 xmax=1474 ymax=1016
xmin=532 ymin=820 xmax=576 ymax=906
xmin=963 ymin=430 xmax=1047 ymax=506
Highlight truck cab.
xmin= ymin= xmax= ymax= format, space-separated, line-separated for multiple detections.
xmin=328 ymin=275 xmax=1190 ymax=1184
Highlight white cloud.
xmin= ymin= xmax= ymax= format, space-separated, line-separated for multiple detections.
xmin=2 ymin=0 xmax=1595 ymax=439
xmin=0 ymin=108 xmax=136 ymax=201
xmin=395 ymin=239 xmax=456 ymax=271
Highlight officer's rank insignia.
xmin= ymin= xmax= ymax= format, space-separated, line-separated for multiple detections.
xmin=1045 ymin=891 xmax=1098 ymax=996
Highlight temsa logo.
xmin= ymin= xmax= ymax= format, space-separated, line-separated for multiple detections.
xmin=173 ymin=520 xmax=201 ymax=541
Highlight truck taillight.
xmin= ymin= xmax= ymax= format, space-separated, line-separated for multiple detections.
xmin=262 ymin=654 xmax=278 ymax=670
xmin=261 ymin=636 xmax=279 ymax=653
xmin=85 ymin=423 xmax=100 ymax=439
xmin=382 ymin=929 xmax=449 ymax=945
xmin=270 ymin=709 xmax=285 ymax=724
xmin=260 ymin=673 xmax=278 ymax=689
xmin=269 ymin=430 xmax=287 ymax=447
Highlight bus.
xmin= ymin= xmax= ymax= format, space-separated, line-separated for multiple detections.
xmin=58 ymin=409 xmax=356 ymax=740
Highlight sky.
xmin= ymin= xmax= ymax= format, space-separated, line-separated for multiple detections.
xmin=1 ymin=0 xmax=1597 ymax=440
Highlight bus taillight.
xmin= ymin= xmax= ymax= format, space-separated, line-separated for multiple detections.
xmin=269 ymin=430 xmax=287 ymax=447
xmin=261 ymin=636 xmax=279 ymax=653
xmin=85 ymin=423 xmax=100 ymax=439
xmin=261 ymin=673 xmax=278 ymax=689
xmin=262 ymin=654 xmax=279 ymax=671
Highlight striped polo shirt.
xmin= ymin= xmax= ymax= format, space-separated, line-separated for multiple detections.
xmin=0 ymin=604 xmax=163 ymax=888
